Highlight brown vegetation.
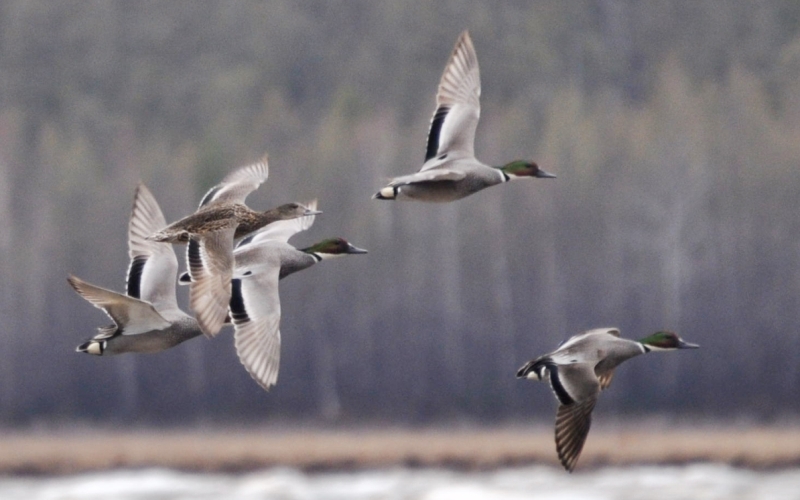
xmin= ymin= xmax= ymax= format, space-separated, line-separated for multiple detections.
xmin=1 ymin=426 xmax=799 ymax=474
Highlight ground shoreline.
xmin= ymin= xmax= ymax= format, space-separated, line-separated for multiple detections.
xmin=1 ymin=426 xmax=798 ymax=475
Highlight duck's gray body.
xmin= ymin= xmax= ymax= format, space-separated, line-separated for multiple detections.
xmin=517 ymin=328 xmax=698 ymax=472
xmin=383 ymin=161 xmax=510 ymax=203
xmin=224 ymin=210 xmax=367 ymax=391
xmin=374 ymin=31 xmax=554 ymax=203
xmin=104 ymin=316 xmax=199 ymax=353
xmin=70 ymin=184 xmax=202 ymax=356
xmin=86 ymin=316 xmax=200 ymax=355
xmin=522 ymin=330 xmax=647 ymax=399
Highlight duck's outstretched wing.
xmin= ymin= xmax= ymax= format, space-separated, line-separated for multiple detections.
xmin=422 ymin=30 xmax=481 ymax=168
xmin=198 ymin=155 xmax=270 ymax=208
xmin=555 ymin=396 xmax=597 ymax=472
xmin=68 ymin=275 xmax=170 ymax=335
xmin=127 ymin=183 xmax=180 ymax=311
xmin=545 ymin=362 xmax=600 ymax=404
xmin=187 ymin=228 xmax=235 ymax=337
xmin=230 ymin=250 xmax=283 ymax=391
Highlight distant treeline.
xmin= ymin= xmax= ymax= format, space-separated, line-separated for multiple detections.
xmin=0 ymin=1 xmax=799 ymax=425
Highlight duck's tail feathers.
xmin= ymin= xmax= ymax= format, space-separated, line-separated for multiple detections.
xmin=76 ymin=324 xmax=118 ymax=355
xmin=372 ymin=186 xmax=397 ymax=200
xmin=516 ymin=357 xmax=549 ymax=380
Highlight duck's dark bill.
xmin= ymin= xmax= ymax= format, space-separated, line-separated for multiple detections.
xmin=536 ymin=169 xmax=557 ymax=179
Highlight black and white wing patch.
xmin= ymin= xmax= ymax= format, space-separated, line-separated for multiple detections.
xmin=187 ymin=228 xmax=235 ymax=337
xmin=421 ymin=30 xmax=481 ymax=169
xmin=126 ymin=183 xmax=180 ymax=311
xmin=424 ymin=106 xmax=451 ymax=163
xmin=126 ymin=256 xmax=147 ymax=300
xmin=548 ymin=363 xmax=601 ymax=404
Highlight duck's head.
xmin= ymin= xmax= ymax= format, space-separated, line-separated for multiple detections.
xmin=639 ymin=331 xmax=699 ymax=351
xmin=270 ymin=202 xmax=322 ymax=219
xmin=302 ymin=238 xmax=368 ymax=259
xmin=500 ymin=160 xmax=556 ymax=179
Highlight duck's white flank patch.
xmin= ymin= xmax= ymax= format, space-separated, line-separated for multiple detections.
xmin=87 ymin=341 xmax=103 ymax=355
xmin=379 ymin=186 xmax=396 ymax=199
xmin=526 ymin=371 xmax=542 ymax=381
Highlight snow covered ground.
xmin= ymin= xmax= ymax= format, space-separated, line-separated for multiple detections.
xmin=2 ymin=464 xmax=799 ymax=500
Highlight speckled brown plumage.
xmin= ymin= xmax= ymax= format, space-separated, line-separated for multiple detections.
xmin=149 ymin=202 xmax=312 ymax=244
xmin=146 ymin=157 xmax=324 ymax=337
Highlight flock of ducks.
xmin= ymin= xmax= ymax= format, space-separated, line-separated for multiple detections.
xmin=69 ymin=30 xmax=699 ymax=472
xmin=70 ymin=176 xmax=367 ymax=391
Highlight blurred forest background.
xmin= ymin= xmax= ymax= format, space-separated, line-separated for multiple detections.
xmin=0 ymin=0 xmax=799 ymax=427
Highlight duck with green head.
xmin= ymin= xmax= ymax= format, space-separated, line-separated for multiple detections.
xmin=373 ymin=31 xmax=555 ymax=203
xmin=217 ymin=206 xmax=368 ymax=391
xmin=516 ymin=328 xmax=699 ymax=472
xmin=148 ymin=156 xmax=319 ymax=338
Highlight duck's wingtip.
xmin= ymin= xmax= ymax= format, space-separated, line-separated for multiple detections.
xmin=66 ymin=274 xmax=83 ymax=290
xmin=515 ymin=360 xmax=534 ymax=378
